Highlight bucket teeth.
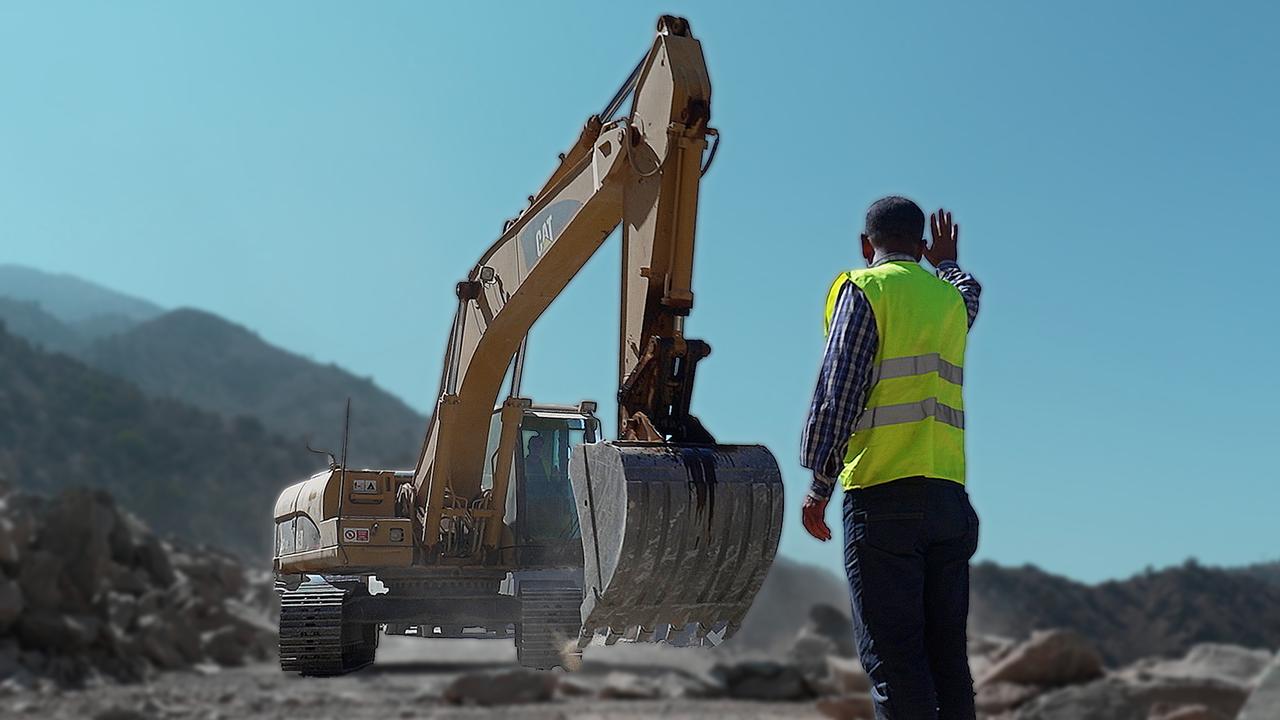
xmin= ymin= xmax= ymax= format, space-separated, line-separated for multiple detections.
xmin=569 ymin=442 xmax=784 ymax=648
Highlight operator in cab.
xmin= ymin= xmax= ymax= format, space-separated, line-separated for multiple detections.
xmin=801 ymin=197 xmax=982 ymax=720
xmin=522 ymin=433 xmax=575 ymax=541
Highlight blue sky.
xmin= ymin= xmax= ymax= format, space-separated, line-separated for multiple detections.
xmin=2 ymin=2 xmax=1278 ymax=583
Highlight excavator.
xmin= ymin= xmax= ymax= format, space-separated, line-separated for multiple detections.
xmin=271 ymin=15 xmax=785 ymax=675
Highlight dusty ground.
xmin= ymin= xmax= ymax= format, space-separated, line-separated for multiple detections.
xmin=0 ymin=638 xmax=829 ymax=720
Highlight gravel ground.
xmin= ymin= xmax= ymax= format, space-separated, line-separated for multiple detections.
xmin=0 ymin=638 xmax=828 ymax=720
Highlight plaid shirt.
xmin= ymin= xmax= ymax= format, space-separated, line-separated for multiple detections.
xmin=800 ymin=254 xmax=982 ymax=500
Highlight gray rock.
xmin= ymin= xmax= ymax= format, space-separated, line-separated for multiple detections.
xmin=106 ymin=592 xmax=139 ymax=631
xmin=0 ymin=518 xmax=21 ymax=566
xmin=976 ymin=681 xmax=1045 ymax=715
xmin=711 ymin=660 xmax=814 ymax=701
xmin=1015 ymin=676 xmax=1249 ymax=720
xmin=442 ymin=669 xmax=557 ymax=706
xmin=200 ymin=626 xmax=248 ymax=667
xmin=788 ymin=605 xmax=858 ymax=693
xmin=1120 ymin=644 xmax=1272 ymax=688
xmin=38 ymin=489 xmax=117 ymax=610
xmin=17 ymin=550 xmax=64 ymax=608
xmin=1239 ymin=652 xmax=1280 ymax=720
xmin=14 ymin=612 xmax=99 ymax=652
xmin=800 ymin=604 xmax=856 ymax=657
xmin=982 ymin=629 xmax=1104 ymax=688
xmin=0 ymin=579 xmax=22 ymax=630
xmin=136 ymin=614 xmax=188 ymax=670
xmin=0 ymin=640 xmax=20 ymax=679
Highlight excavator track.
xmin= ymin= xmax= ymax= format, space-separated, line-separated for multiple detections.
xmin=515 ymin=585 xmax=584 ymax=670
xmin=279 ymin=578 xmax=378 ymax=676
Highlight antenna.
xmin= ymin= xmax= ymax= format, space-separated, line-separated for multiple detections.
xmin=336 ymin=399 xmax=351 ymax=545
xmin=340 ymin=398 xmax=351 ymax=472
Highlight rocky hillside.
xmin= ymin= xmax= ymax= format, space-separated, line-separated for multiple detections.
xmin=0 ymin=265 xmax=426 ymax=469
xmin=83 ymin=308 xmax=425 ymax=469
xmin=0 ymin=485 xmax=275 ymax=688
xmin=971 ymin=560 xmax=1280 ymax=666
xmin=0 ymin=325 xmax=313 ymax=558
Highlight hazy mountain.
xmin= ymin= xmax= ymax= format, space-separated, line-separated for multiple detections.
xmin=0 ymin=297 xmax=85 ymax=354
xmin=0 ymin=265 xmax=427 ymax=469
xmin=0 ymin=263 xmax=163 ymax=325
xmin=82 ymin=308 xmax=426 ymax=469
xmin=0 ymin=323 xmax=313 ymax=558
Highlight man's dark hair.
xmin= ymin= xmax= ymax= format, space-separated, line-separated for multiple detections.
xmin=864 ymin=196 xmax=925 ymax=253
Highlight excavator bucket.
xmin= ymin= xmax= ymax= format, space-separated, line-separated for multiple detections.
xmin=568 ymin=442 xmax=784 ymax=647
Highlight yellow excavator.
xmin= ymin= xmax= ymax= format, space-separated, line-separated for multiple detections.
xmin=271 ymin=15 xmax=784 ymax=675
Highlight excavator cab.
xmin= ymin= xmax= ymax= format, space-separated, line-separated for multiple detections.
xmin=488 ymin=406 xmax=594 ymax=567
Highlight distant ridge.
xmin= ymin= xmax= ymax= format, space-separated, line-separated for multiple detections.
xmin=83 ymin=308 xmax=425 ymax=468
xmin=0 ymin=263 xmax=163 ymax=324
xmin=0 ymin=265 xmax=426 ymax=469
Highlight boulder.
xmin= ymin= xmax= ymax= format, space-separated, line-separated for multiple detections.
xmin=17 ymin=551 xmax=64 ymax=608
xmin=815 ymin=692 xmax=875 ymax=719
xmin=0 ymin=640 xmax=20 ymax=679
xmin=136 ymin=614 xmax=191 ymax=670
xmin=200 ymin=626 xmax=248 ymax=667
xmin=0 ymin=518 xmax=21 ymax=566
xmin=711 ymin=660 xmax=813 ymax=701
xmin=969 ymin=634 xmax=1016 ymax=679
xmin=982 ymin=629 xmax=1104 ymax=688
xmin=13 ymin=613 xmax=99 ymax=653
xmin=0 ymin=579 xmax=23 ymax=630
xmin=1239 ymin=652 xmax=1280 ymax=720
xmin=1120 ymin=644 xmax=1272 ymax=688
xmin=797 ymin=604 xmax=856 ymax=657
xmin=976 ymin=681 xmax=1045 ymax=715
xmin=1014 ymin=676 xmax=1249 ymax=720
xmin=443 ymin=669 xmax=557 ymax=706
xmin=37 ymin=489 xmax=117 ymax=610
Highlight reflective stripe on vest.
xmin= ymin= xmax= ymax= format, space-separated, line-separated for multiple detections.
xmin=873 ymin=352 xmax=964 ymax=386
xmin=854 ymin=396 xmax=965 ymax=432
xmin=824 ymin=262 xmax=969 ymax=489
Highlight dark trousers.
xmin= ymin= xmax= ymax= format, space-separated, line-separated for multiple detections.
xmin=843 ymin=477 xmax=980 ymax=720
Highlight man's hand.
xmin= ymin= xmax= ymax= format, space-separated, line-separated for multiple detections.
xmin=925 ymin=208 xmax=959 ymax=268
xmin=802 ymin=493 xmax=832 ymax=542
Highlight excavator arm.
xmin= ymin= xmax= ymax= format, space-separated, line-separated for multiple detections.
xmin=412 ymin=16 xmax=783 ymax=646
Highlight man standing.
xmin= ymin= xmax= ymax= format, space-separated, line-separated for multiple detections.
xmin=801 ymin=196 xmax=982 ymax=719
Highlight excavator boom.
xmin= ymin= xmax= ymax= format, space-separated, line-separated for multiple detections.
xmin=409 ymin=14 xmax=784 ymax=647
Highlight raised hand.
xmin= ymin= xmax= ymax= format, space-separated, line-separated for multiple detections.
xmin=925 ymin=208 xmax=959 ymax=268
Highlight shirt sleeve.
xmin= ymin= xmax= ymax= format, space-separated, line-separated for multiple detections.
xmin=800 ymin=281 xmax=878 ymax=499
xmin=936 ymin=261 xmax=982 ymax=328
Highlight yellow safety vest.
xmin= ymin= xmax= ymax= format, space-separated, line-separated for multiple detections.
xmin=823 ymin=261 xmax=969 ymax=490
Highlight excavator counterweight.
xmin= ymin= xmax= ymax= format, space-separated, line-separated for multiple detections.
xmin=270 ymin=15 xmax=784 ymax=674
